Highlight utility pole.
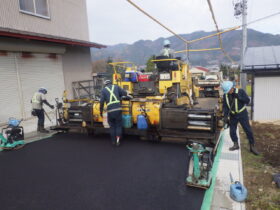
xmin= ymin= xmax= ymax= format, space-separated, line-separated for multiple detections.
xmin=240 ymin=0 xmax=247 ymax=89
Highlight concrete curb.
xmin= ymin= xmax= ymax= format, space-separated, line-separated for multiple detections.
xmin=201 ymin=130 xmax=225 ymax=210
xmin=211 ymin=128 xmax=246 ymax=210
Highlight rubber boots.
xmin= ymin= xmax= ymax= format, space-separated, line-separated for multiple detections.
xmin=229 ymin=142 xmax=239 ymax=151
xmin=116 ymin=136 xmax=120 ymax=146
xmin=250 ymin=144 xmax=259 ymax=156
xmin=39 ymin=125 xmax=49 ymax=133
xmin=111 ymin=137 xmax=120 ymax=147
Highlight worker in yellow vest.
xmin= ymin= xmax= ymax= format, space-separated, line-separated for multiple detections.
xmin=222 ymin=81 xmax=259 ymax=155
xmin=160 ymin=39 xmax=174 ymax=58
xmin=100 ymin=80 xmax=131 ymax=146
xmin=31 ymin=87 xmax=54 ymax=133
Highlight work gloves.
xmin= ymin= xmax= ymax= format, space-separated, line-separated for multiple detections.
xmin=224 ymin=116 xmax=230 ymax=128
xmin=232 ymin=93 xmax=239 ymax=99
xmin=43 ymin=100 xmax=54 ymax=109
xmin=122 ymin=95 xmax=133 ymax=100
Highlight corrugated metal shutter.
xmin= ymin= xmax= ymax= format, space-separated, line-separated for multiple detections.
xmin=254 ymin=76 xmax=280 ymax=121
xmin=17 ymin=53 xmax=65 ymax=118
xmin=0 ymin=52 xmax=22 ymax=123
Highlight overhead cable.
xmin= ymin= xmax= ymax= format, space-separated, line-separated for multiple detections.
xmin=187 ymin=26 xmax=241 ymax=44
xmin=221 ymin=11 xmax=280 ymax=31
xmin=127 ymin=0 xmax=242 ymax=47
xmin=126 ymin=0 xmax=189 ymax=44
xmin=247 ymin=11 xmax=280 ymax=27
xmin=206 ymin=0 xmax=236 ymax=64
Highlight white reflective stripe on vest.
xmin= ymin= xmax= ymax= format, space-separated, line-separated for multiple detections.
xmin=105 ymin=85 xmax=120 ymax=106
xmin=225 ymin=88 xmax=246 ymax=114
xmin=161 ymin=48 xmax=170 ymax=57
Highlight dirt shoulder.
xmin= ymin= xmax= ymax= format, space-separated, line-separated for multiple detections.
xmin=240 ymin=122 xmax=280 ymax=210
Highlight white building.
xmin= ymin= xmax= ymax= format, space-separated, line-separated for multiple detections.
xmin=190 ymin=66 xmax=210 ymax=78
xmin=0 ymin=0 xmax=106 ymax=124
xmin=243 ymin=46 xmax=280 ymax=121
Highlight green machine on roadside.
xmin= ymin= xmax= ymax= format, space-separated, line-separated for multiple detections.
xmin=186 ymin=142 xmax=213 ymax=189
xmin=0 ymin=118 xmax=25 ymax=151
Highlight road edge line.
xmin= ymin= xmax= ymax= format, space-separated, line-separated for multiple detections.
xmin=201 ymin=130 xmax=225 ymax=210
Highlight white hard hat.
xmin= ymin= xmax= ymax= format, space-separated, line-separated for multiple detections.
xmin=39 ymin=87 xmax=48 ymax=94
xmin=221 ymin=81 xmax=233 ymax=94
xmin=163 ymin=39 xmax=171 ymax=46
xmin=104 ymin=80 xmax=112 ymax=85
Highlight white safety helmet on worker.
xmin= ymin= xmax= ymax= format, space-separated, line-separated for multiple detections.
xmin=104 ymin=80 xmax=112 ymax=85
xmin=221 ymin=81 xmax=233 ymax=94
xmin=163 ymin=39 xmax=171 ymax=46
xmin=38 ymin=87 xmax=47 ymax=94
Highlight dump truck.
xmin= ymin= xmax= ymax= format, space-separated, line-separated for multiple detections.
xmin=195 ymin=72 xmax=221 ymax=97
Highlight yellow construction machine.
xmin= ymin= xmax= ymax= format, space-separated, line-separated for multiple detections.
xmin=53 ymin=56 xmax=224 ymax=189
xmin=54 ymin=57 xmax=222 ymax=145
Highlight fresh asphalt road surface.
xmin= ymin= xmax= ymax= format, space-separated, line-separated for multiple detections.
xmin=0 ymin=133 xmax=205 ymax=210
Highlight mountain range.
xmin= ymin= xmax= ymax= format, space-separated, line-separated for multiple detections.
xmin=91 ymin=29 xmax=280 ymax=66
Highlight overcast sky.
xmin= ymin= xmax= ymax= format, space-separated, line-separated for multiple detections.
xmin=86 ymin=0 xmax=280 ymax=45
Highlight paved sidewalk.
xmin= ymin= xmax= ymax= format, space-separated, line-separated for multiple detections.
xmin=211 ymin=128 xmax=246 ymax=210
xmin=0 ymin=111 xmax=56 ymax=133
xmin=0 ymin=113 xmax=57 ymax=143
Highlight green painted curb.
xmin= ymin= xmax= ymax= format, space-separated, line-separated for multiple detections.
xmin=201 ymin=131 xmax=225 ymax=210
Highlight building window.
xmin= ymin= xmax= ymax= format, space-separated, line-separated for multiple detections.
xmin=19 ymin=0 xmax=50 ymax=18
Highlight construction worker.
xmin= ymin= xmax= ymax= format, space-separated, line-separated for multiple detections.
xmin=100 ymin=80 xmax=131 ymax=146
xmin=31 ymin=87 xmax=54 ymax=133
xmin=160 ymin=39 xmax=174 ymax=58
xmin=221 ymin=81 xmax=259 ymax=155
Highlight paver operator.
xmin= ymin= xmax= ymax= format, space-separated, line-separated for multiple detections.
xmin=31 ymin=87 xmax=54 ymax=133
xmin=160 ymin=39 xmax=174 ymax=58
xmin=221 ymin=81 xmax=259 ymax=155
xmin=100 ymin=80 xmax=131 ymax=146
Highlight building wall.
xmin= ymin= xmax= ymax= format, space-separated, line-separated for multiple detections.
xmin=0 ymin=37 xmax=92 ymax=102
xmin=0 ymin=0 xmax=90 ymax=41
xmin=0 ymin=37 xmax=66 ymax=53
xmin=0 ymin=45 xmax=65 ymax=123
xmin=62 ymin=46 xmax=92 ymax=98
xmin=254 ymin=76 xmax=280 ymax=121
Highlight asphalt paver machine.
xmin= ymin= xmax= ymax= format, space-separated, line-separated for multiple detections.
xmin=53 ymin=57 xmax=224 ymax=189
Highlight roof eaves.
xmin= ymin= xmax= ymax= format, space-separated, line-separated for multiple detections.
xmin=195 ymin=66 xmax=209 ymax=72
xmin=0 ymin=27 xmax=106 ymax=49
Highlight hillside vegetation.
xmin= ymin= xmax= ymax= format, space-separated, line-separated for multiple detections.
xmin=91 ymin=29 xmax=280 ymax=66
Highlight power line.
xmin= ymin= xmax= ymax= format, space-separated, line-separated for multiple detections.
xmin=126 ymin=0 xmax=280 ymax=65
xmin=127 ymin=0 xmax=243 ymax=48
xmin=206 ymin=0 xmax=236 ymax=64
xmin=247 ymin=11 xmax=280 ymax=27
xmin=126 ymin=0 xmax=189 ymax=44
xmin=221 ymin=11 xmax=280 ymax=31
xmin=187 ymin=26 xmax=240 ymax=44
